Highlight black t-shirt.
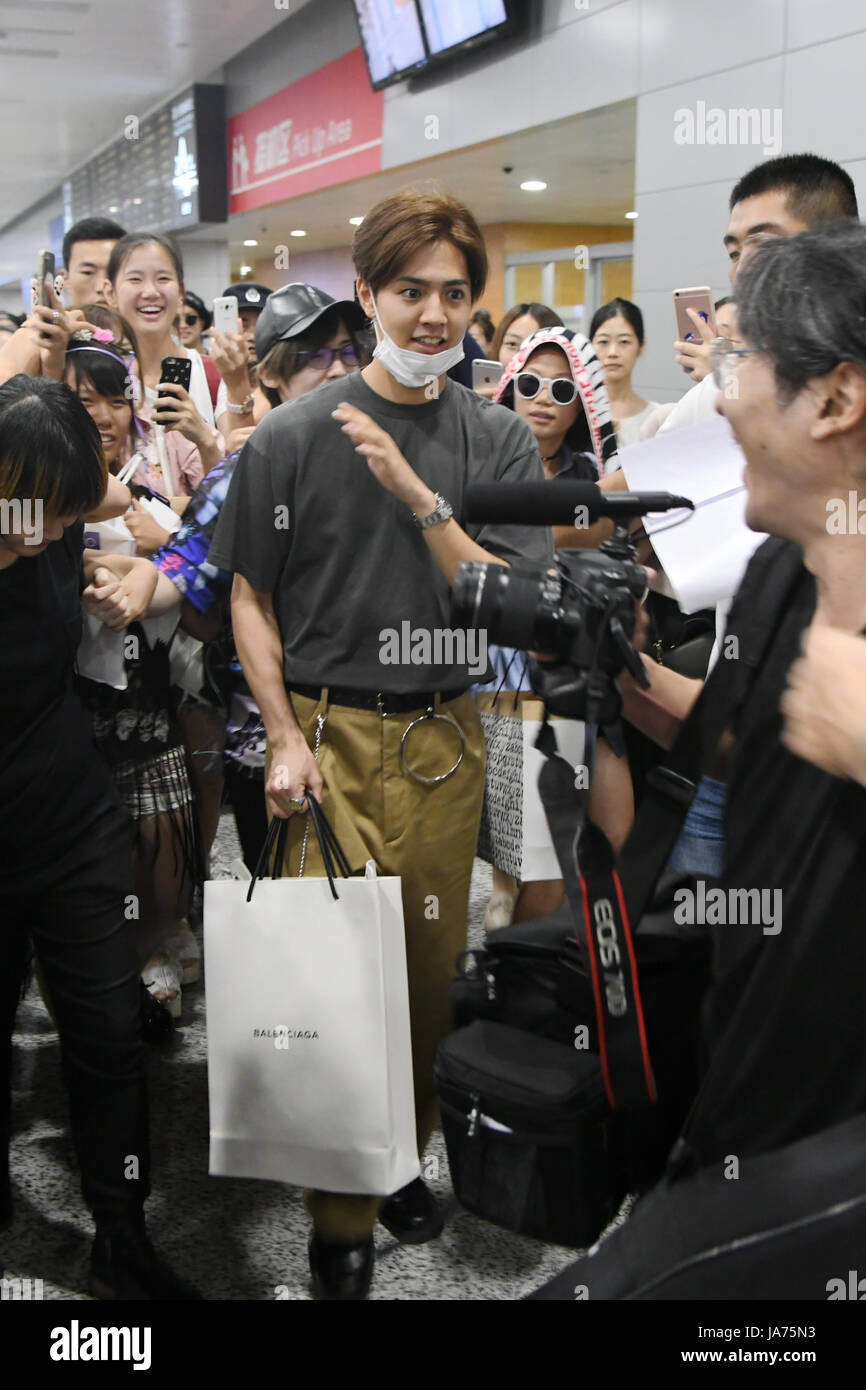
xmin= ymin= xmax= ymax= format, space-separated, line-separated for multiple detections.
xmin=683 ymin=545 xmax=866 ymax=1162
xmin=208 ymin=372 xmax=554 ymax=692
xmin=0 ymin=522 xmax=122 ymax=881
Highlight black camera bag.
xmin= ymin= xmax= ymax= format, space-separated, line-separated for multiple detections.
xmin=435 ymin=1020 xmax=612 ymax=1246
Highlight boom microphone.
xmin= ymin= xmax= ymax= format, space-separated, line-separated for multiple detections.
xmin=464 ymin=481 xmax=694 ymax=526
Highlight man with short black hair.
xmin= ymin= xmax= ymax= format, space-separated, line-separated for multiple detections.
xmin=59 ymin=216 xmax=126 ymax=307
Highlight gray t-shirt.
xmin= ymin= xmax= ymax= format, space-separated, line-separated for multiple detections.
xmin=208 ymin=372 xmax=553 ymax=691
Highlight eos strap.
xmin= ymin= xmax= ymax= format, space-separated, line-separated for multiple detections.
xmin=536 ymin=720 xmax=656 ymax=1109
xmin=536 ymin=538 xmax=806 ymax=1111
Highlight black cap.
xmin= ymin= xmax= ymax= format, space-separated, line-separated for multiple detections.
xmin=183 ymin=291 xmax=212 ymax=330
xmin=254 ymin=282 xmax=368 ymax=359
xmin=222 ymin=282 xmax=273 ymax=312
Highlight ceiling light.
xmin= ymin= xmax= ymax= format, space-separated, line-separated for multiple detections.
xmin=243 ymin=239 xmax=258 ymax=247
xmin=239 ymin=264 xmax=252 ymax=276
xmin=625 ymin=210 xmax=638 ymax=219
xmin=108 ymin=205 xmax=119 ymax=213
xmin=349 ymin=216 xmax=364 ymax=226
xmin=520 ymin=180 xmax=547 ymax=192
xmin=133 ymin=198 xmax=142 ymax=205
xmin=290 ymin=229 xmax=307 ymax=238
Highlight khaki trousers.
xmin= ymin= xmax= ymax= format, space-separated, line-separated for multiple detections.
xmin=268 ymin=688 xmax=485 ymax=1242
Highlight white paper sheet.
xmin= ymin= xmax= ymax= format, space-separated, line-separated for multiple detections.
xmin=619 ymin=415 xmax=767 ymax=612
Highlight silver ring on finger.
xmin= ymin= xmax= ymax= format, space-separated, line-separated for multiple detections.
xmin=289 ymin=795 xmax=307 ymax=809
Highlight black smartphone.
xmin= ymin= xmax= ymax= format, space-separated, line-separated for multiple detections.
xmin=159 ymin=356 xmax=192 ymax=392
xmin=36 ymin=250 xmax=55 ymax=308
xmin=156 ymin=356 xmax=192 ymax=420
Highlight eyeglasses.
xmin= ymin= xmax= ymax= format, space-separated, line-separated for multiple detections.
xmin=514 ymin=372 xmax=578 ymax=406
xmin=297 ymin=343 xmax=360 ymax=371
xmin=181 ymin=313 xmax=201 ymax=327
xmin=710 ymin=337 xmax=761 ymax=389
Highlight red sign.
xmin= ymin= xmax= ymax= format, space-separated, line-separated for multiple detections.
xmin=228 ymin=48 xmax=383 ymax=213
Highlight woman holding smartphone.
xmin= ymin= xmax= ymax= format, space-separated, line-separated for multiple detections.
xmin=106 ymin=233 xmax=222 ymax=476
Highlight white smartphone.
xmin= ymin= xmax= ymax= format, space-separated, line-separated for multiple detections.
xmin=212 ymin=295 xmax=240 ymax=336
xmin=472 ymin=358 xmax=504 ymax=392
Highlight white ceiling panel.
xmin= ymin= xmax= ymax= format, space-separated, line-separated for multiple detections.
xmin=0 ymin=0 xmax=310 ymax=228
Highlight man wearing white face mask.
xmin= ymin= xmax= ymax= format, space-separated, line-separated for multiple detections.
xmin=209 ymin=189 xmax=552 ymax=1300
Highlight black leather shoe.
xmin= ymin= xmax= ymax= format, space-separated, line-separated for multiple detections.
xmin=91 ymin=1219 xmax=202 ymax=1300
xmin=379 ymin=1177 xmax=444 ymax=1245
xmin=308 ymin=1233 xmax=374 ymax=1301
xmin=139 ymin=980 xmax=174 ymax=1046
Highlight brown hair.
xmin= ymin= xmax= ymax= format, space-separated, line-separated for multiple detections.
xmin=352 ymin=188 xmax=488 ymax=301
xmin=490 ymin=303 xmax=564 ymax=361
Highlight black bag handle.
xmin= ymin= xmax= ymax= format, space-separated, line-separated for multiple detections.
xmin=246 ymin=794 xmax=351 ymax=903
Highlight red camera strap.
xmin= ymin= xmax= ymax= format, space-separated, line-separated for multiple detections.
xmin=536 ymin=720 xmax=656 ymax=1109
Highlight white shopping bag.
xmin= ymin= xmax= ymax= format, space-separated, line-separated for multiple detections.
xmin=204 ymin=841 xmax=420 ymax=1196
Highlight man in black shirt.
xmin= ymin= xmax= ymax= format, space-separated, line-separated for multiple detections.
xmin=532 ymin=218 xmax=866 ymax=1298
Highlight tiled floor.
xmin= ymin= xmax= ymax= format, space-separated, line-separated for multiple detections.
xmin=2 ymin=813 xmax=621 ymax=1301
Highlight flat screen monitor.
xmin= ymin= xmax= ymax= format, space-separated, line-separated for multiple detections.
xmin=417 ymin=0 xmax=509 ymax=56
xmin=353 ymin=0 xmax=427 ymax=89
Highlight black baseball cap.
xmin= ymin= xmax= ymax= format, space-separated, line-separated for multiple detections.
xmin=183 ymin=291 xmax=212 ymax=329
xmin=254 ymin=282 xmax=368 ymax=360
xmin=222 ymin=282 xmax=272 ymax=312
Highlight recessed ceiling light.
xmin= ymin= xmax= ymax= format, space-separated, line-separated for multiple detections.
xmin=625 ymin=210 xmax=638 ymax=219
xmin=243 ymin=239 xmax=258 ymax=247
xmin=520 ymin=180 xmax=547 ymax=192
xmin=108 ymin=205 xmax=119 ymax=213
xmin=349 ymin=216 xmax=364 ymax=227
xmin=290 ymin=229 xmax=307 ymax=238
xmin=132 ymin=198 xmax=142 ymax=205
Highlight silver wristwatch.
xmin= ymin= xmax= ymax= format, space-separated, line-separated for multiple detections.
xmin=414 ymin=492 xmax=453 ymax=530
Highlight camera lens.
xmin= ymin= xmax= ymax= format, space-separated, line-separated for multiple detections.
xmin=451 ymin=561 xmax=563 ymax=651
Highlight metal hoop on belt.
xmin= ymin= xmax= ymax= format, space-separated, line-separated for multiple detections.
xmin=399 ymin=707 xmax=465 ymax=786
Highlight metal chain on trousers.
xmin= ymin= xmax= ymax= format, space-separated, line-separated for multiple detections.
xmin=298 ymin=711 xmax=326 ymax=878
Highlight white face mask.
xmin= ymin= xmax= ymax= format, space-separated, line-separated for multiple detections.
xmin=369 ymin=292 xmax=465 ymax=388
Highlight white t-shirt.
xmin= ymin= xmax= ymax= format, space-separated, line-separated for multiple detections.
xmin=185 ymin=348 xmax=215 ymax=427
xmin=657 ymin=371 xmax=719 ymax=434
xmin=615 ymin=400 xmax=660 ymax=449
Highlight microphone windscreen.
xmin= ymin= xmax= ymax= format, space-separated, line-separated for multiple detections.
xmin=464 ymin=481 xmax=601 ymax=527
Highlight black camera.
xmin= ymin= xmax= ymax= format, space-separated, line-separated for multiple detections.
xmin=452 ymin=482 xmax=694 ymax=723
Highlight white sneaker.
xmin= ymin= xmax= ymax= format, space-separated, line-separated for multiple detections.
xmin=141 ymin=952 xmax=182 ymax=1019
xmin=483 ymin=890 xmax=517 ymax=933
xmin=163 ymin=923 xmax=201 ymax=986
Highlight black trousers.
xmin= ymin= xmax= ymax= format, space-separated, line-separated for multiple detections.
xmin=0 ymin=803 xmax=150 ymax=1226
xmin=223 ymin=762 xmax=268 ymax=874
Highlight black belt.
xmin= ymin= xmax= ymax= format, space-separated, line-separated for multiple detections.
xmin=290 ymin=684 xmax=468 ymax=716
